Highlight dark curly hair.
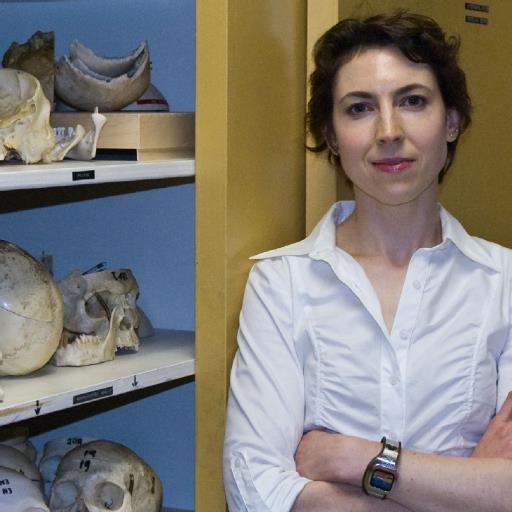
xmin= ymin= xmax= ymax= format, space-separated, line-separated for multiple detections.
xmin=307 ymin=10 xmax=472 ymax=182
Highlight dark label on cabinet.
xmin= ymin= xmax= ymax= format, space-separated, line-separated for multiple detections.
xmin=73 ymin=386 xmax=113 ymax=404
xmin=465 ymin=3 xmax=489 ymax=12
xmin=72 ymin=169 xmax=96 ymax=181
xmin=465 ymin=15 xmax=488 ymax=24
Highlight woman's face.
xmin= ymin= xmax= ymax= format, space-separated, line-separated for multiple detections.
xmin=330 ymin=46 xmax=459 ymax=208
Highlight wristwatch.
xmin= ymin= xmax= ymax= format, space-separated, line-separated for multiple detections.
xmin=362 ymin=436 xmax=401 ymax=499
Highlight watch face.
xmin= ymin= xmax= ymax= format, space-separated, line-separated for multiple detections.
xmin=371 ymin=469 xmax=395 ymax=492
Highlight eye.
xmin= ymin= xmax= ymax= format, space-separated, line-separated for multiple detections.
xmin=346 ymin=102 xmax=372 ymax=117
xmin=401 ymin=95 xmax=426 ymax=109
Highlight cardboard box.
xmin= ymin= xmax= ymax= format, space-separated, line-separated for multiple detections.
xmin=50 ymin=112 xmax=195 ymax=161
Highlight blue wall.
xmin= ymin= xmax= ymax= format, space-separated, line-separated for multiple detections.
xmin=0 ymin=1 xmax=196 ymax=509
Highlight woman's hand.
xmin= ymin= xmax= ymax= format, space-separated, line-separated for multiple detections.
xmin=472 ymin=391 xmax=512 ymax=459
xmin=295 ymin=430 xmax=380 ymax=485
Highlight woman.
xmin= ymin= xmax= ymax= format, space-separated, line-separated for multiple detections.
xmin=224 ymin=11 xmax=512 ymax=512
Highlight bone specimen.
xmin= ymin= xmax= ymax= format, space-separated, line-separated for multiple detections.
xmin=53 ymin=269 xmax=140 ymax=366
xmin=2 ymin=30 xmax=55 ymax=107
xmin=0 ymin=68 xmax=105 ymax=163
xmin=55 ymin=40 xmax=150 ymax=111
xmin=49 ymin=440 xmax=162 ymax=512
xmin=0 ymin=240 xmax=63 ymax=391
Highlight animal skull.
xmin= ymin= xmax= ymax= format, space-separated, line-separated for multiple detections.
xmin=0 ymin=467 xmax=49 ymax=512
xmin=53 ymin=269 xmax=140 ymax=366
xmin=49 ymin=440 xmax=162 ymax=512
xmin=0 ymin=68 xmax=105 ymax=163
xmin=39 ymin=436 xmax=96 ymax=499
xmin=0 ymin=68 xmax=55 ymax=163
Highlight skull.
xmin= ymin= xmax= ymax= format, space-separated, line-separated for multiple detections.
xmin=53 ymin=269 xmax=140 ymax=367
xmin=0 ymin=68 xmax=55 ymax=163
xmin=49 ymin=440 xmax=162 ymax=512
xmin=0 ymin=240 xmax=63 ymax=384
xmin=0 ymin=426 xmax=37 ymax=462
xmin=39 ymin=436 xmax=96 ymax=499
xmin=0 ymin=444 xmax=43 ymax=490
xmin=0 ymin=68 xmax=94 ymax=163
xmin=0 ymin=467 xmax=49 ymax=512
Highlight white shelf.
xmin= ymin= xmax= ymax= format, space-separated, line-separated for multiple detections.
xmin=0 ymin=329 xmax=194 ymax=426
xmin=0 ymin=158 xmax=195 ymax=191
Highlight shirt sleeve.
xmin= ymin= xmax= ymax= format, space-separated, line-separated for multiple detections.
xmin=223 ymin=257 xmax=311 ymax=512
xmin=496 ymin=250 xmax=512 ymax=410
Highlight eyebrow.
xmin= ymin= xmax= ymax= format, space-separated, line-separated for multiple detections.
xmin=338 ymin=83 xmax=433 ymax=103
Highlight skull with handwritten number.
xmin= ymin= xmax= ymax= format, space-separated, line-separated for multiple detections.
xmin=0 ymin=467 xmax=49 ymax=512
xmin=39 ymin=436 xmax=97 ymax=499
xmin=53 ymin=269 xmax=140 ymax=366
xmin=49 ymin=440 xmax=162 ymax=512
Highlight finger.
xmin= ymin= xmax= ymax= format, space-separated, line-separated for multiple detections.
xmin=496 ymin=391 xmax=512 ymax=420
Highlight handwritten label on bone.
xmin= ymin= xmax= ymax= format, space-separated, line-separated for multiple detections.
xmin=73 ymin=386 xmax=113 ymax=405
xmin=79 ymin=449 xmax=97 ymax=472
xmin=0 ymin=479 xmax=12 ymax=495
xmin=67 ymin=437 xmax=86 ymax=445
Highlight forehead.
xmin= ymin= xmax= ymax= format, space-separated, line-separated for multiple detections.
xmin=334 ymin=46 xmax=439 ymax=95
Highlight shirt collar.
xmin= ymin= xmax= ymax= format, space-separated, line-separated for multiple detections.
xmin=251 ymin=201 xmax=500 ymax=273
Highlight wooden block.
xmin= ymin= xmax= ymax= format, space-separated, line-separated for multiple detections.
xmin=50 ymin=112 xmax=195 ymax=161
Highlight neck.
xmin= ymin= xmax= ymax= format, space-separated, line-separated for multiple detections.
xmin=337 ymin=193 xmax=442 ymax=266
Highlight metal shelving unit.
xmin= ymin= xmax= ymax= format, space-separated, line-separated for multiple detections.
xmin=0 ymin=158 xmax=195 ymax=191
xmin=0 ymin=329 xmax=194 ymax=426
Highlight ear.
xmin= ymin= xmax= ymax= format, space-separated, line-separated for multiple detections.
xmin=446 ymin=109 xmax=461 ymax=142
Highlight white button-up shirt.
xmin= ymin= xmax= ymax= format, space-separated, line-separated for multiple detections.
xmin=224 ymin=201 xmax=512 ymax=512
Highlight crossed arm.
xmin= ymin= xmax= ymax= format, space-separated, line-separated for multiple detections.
xmin=292 ymin=393 xmax=512 ymax=512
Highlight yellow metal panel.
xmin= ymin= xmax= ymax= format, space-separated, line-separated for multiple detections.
xmin=306 ymin=0 xmax=340 ymax=233
xmin=196 ymin=2 xmax=306 ymax=511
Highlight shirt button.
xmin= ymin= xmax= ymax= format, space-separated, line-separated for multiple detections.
xmin=413 ymin=280 xmax=421 ymax=290
xmin=399 ymin=329 xmax=409 ymax=340
xmin=389 ymin=376 xmax=399 ymax=386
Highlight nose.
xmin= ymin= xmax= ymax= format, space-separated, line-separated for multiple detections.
xmin=375 ymin=106 xmax=404 ymax=145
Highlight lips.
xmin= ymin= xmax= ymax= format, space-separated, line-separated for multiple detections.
xmin=372 ymin=157 xmax=415 ymax=174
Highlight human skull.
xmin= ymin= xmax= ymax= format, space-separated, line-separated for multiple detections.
xmin=49 ymin=440 xmax=162 ymax=512
xmin=0 ymin=444 xmax=43 ymax=490
xmin=39 ymin=436 xmax=96 ymax=499
xmin=0 ymin=467 xmax=49 ymax=512
xmin=55 ymin=40 xmax=150 ymax=112
xmin=0 ymin=426 xmax=37 ymax=462
xmin=0 ymin=240 xmax=63 ymax=381
xmin=53 ymin=269 xmax=140 ymax=367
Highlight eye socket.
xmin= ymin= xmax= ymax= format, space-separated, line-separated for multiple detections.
xmin=49 ymin=480 xmax=79 ymax=508
xmin=92 ymin=481 xmax=125 ymax=510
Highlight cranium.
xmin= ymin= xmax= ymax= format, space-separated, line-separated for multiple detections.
xmin=0 ymin=426 xmax=37 ymax=462
xmin=39 ymin=436 xmax=96 ymax=499
xmin=49 ymin=440 xmax=162 ymax=512
xmin=0 ymin=68 xmax=91 ymax=163
xmin=0 ymin=444 xmax=43 ymax=490
xmin=53 ymin=269 xmax=140 ymax=366
xmin=0 ymin=467 xmax=49 ymax=512
xmin=55 ymin=40 xmax=150 ymax=112
xmin=0 ymin=240 xmax=63 ymax=388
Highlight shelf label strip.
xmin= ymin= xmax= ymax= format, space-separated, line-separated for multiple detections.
xmin=73 ymin=386 xmax=113 ymax=404
xmin=72 ymin=169 xmax=96 ymax=181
